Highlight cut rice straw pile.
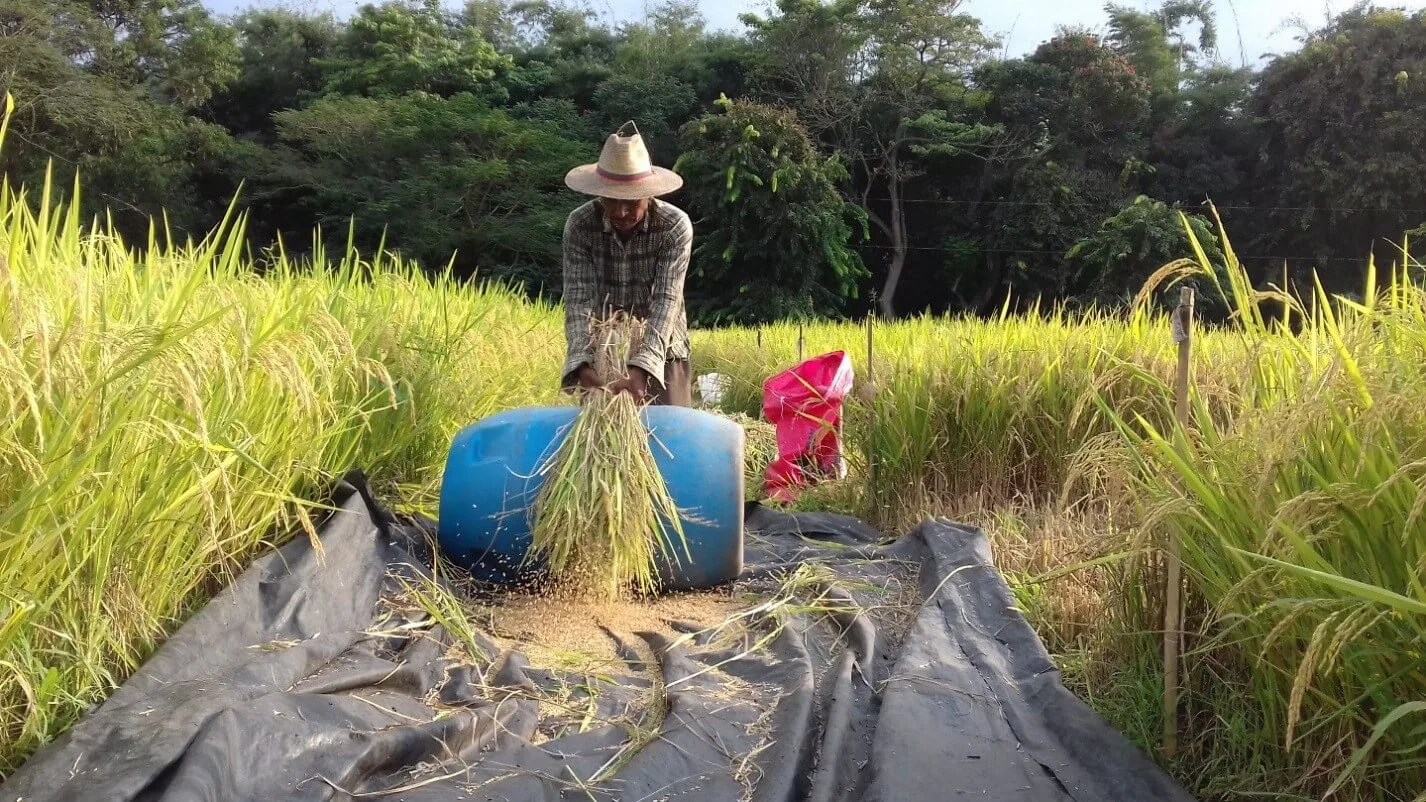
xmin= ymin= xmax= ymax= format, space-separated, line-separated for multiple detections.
xmin=526 ymin=313 xmax=689 ymax=601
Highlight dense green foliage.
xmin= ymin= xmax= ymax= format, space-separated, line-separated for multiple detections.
xmin=673 ymin=96 xmax=869 ymax=323
xmin=1245 ymin=6 xmax=1426 ymax=289
xmin=1064 ymin=195 xmax=1228 ymax=313
xmin=264 ymin=91 xmax=590 ymax=291
xmin=6 ymin=0 xmax=1426 ymax=321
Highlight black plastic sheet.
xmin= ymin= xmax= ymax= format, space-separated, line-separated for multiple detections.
xmin=2 ymin=474 xmax=1195 ymax=801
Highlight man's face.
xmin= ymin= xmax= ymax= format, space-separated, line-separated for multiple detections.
xmin=602 ymin=197 xmax=649 ymax=234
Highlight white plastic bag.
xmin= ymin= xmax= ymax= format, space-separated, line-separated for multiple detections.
xmin=696 ymin=373 xmax=728 ymax=406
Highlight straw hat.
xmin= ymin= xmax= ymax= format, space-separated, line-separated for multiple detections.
xmin=564 ymin=121 xmax=683 ymax=200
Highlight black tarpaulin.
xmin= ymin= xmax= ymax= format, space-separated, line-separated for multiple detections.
xmin=1 ymin=474 xmax=1196 ymax=801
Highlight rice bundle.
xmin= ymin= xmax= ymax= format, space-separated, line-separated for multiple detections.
xmin=526 ymin=314 xmax=688 ymax=600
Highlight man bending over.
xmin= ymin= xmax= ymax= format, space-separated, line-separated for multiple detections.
xmin=560 ymin=121 xmax=694 ymax=406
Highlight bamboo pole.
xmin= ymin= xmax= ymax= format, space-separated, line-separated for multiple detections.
xmin=1164 ymin=285 xmax=1194 ymax=758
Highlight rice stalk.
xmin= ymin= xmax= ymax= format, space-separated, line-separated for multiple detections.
xmin=526 ymin=313 xmax=687 ymax=601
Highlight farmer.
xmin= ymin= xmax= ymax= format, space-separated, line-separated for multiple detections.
xmin=560 ymin=121 xmax=694 ymax=407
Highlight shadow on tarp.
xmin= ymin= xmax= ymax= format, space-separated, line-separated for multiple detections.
xmin=0 ymin=472 xmax=1196 ymax=802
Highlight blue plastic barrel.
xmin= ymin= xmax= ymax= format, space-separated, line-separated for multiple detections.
xmin=436 ymin=405 xmax=745 ymax=591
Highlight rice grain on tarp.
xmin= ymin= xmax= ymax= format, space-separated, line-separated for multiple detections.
xmin=466 ymin=588 xmax=749 ymax=670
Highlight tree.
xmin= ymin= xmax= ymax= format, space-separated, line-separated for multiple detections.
xmin=316 ymin=0 xmax=510 ymax=100
xmin=739 ymin=0 xmax=864 ymax=131
xmin=1244 ymin=4 xmax=1426 ymax=290
xmin=1064 ymin=194 xmax=1229 ymax=316
xmin=19 ymin=0 xmax=1422 ymax=324
xmin=600 ymin=1 xmax=755 ymax=150
xmin=856 ymin=1 xmax=1000 ymax=317
xmin=1146 ymin=64 xmax=1255 ymax=209
xmin=264 ymin=92 xmax=591 ymax=292
xmin=592 ymin=75 xmax=697 ymax=165
xmin=496 ymin=0 xmax=619 ymax=109
xmin=0 ymin=0 xmax=247 ymax=238
xmin=459 ymin=0 xmax=521 ymax=50
xmin=615 ymin=1 xmax=707 ymax=78
xmin=202 ymin=9 xmax=341 ymax=140
xmin=1027 ymin=32 xmax=1153 ymax=168
xmin=1104 ymin=1 xmax=1216 ymax=105
xmin=84 ymin=0 xmax=241 ymax=108
xmin=742 ymin=0 xmax=998 ymax=317
xmin=673 ymin=97 xmax=869 ymax=323
xmin=968 ymin=33 xmax=1155 ymax=305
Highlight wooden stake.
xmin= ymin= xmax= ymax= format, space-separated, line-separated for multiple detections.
xmin=865 ymin=312 xmax=877 ymax=518
xmin=797 ymin=322 xmax=804 ymax=363
xmin=1164 ymin=285 xmax=1194 ymax=759
xmin=866 ymin=313 xmax=875 ymax=388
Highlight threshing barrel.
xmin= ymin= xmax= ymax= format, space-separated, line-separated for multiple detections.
xmin=437 ymin=405 xmax=745 ymax=590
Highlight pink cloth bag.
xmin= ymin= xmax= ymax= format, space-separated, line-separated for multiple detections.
xmin=761 ymin=351 xmax=854 ymax=501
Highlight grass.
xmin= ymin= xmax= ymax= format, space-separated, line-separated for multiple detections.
xmin=1 ymin=96 xmax=1424 ymax=799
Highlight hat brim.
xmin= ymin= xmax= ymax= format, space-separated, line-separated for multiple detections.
xmin=564 ymin=164 xmax=684 ymax=199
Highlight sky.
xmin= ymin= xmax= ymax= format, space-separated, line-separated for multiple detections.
xmin=202 ymin=0 xmax=1426 ymax=67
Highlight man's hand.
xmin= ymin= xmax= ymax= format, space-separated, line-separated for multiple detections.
xmin=575 ymin=365 xmax=602 ymax=391
xmin=608 ymin=366 xmax=650 ymax=404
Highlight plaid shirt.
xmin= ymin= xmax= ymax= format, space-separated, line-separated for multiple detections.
xmin=560 ymin=198 xmax=692 ymax=389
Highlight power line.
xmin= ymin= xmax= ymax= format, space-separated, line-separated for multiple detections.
xmin=858 ymin=197 xmax=1426 ymax=215
xmin=852 ymin=243 xmax=1407 ymax=263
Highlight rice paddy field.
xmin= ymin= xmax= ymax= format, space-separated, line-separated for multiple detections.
xmin=2 ymin=139 xmax=1425 ymax=798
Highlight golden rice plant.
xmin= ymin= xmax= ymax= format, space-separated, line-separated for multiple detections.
xmin=0 ymin=94 xmax=564 ymax=774
xmin=692 ymin=309 xmax=1249 ymax=526
xmin=526 ymin=314 xmax=688 ymax=600
xmin=716 ymin=411 xmax=776 ymax=501
xmin=1094 ymin=220 xmax=1426 ymax=799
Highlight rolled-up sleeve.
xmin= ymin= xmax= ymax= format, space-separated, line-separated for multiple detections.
xmin=561 ymin=212 xmax=597 ymax=388
xmin=628 ymin=211 xmax=692 ymax=388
